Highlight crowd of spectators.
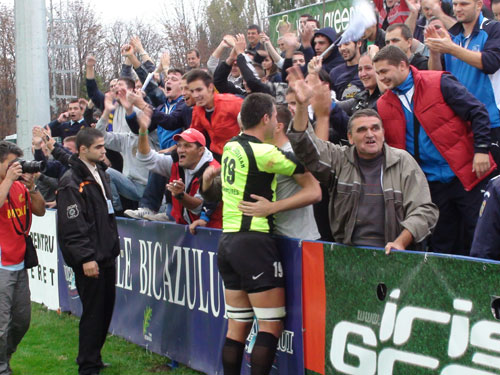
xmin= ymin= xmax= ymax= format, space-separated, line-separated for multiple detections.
xmin=3 ymin=0 xmax=500 ymax=373
xmin=24 ymin=0 xmax=500 ymax=258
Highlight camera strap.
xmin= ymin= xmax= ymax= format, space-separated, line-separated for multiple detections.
xmin=7 ymin=190 xmax=31 ymax=237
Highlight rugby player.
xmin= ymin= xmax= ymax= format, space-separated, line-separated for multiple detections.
xmin=201 ymin=93 xmax=321 ymax=374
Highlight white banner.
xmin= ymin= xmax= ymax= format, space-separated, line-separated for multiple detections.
xmin=28 ymin=209 xmax=59 ymax=310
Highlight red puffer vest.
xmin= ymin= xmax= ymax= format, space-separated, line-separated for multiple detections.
xmin=377 ymin=67 xmax=495 ymax=191
xmin=170 ymin=159 xmax=222 ymax=228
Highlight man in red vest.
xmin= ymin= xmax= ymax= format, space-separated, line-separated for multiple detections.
xmin=374 ymin=45 xmax=495 ymax=255
xmin=135 ymin=109 xmax=222 ymax=233
xmin=186 ymin=69 xmax=243 ymax=163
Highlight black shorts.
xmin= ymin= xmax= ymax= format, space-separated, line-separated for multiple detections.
xmin=217 ymin=232 xmax=285 ymax=292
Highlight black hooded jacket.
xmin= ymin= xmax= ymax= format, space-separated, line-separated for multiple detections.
xmin=311 ymin=27 xmax=345 ymax=73
xmin=57 ymin=154 xmax=119 ymax=268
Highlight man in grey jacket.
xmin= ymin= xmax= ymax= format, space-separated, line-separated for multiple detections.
xmin=287 ymin=68 xmax=438 ymax=253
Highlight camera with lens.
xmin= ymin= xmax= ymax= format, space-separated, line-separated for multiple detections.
xmin=14 ymin=159 xmax=47 ymax=174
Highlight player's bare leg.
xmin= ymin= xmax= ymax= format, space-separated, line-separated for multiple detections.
xmin=248 ymin=287 xmax=285 ymax=375
xmin=223 ymin=289 xmax=253 ymax=375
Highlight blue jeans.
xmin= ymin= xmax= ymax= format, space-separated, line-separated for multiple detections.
xmin=106 ymin=168 xmax=146 ymax=211
xmin=140 ymin=172 xmax=167 ymax=212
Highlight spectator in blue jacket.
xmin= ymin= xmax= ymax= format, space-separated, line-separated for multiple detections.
xmin=426 ymin=0 xmax=500 ymax=163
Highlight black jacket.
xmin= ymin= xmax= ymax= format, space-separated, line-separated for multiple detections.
xmin=126 ymin=102 xmax=192 ymax=134
xmin=56 ymin=154 xmax=119 ymax=268
xmin=331 ymin=87 xmax=381 ymax=145
xmin=34 ymin=144 xmax=72 ymax=179
xmin=410 ymin=53 xmax=429 ymax=70
xmin=311 ymin=27 xmax=344 ymax=73
xmin=48 ymin=119 xmax=90 ymax=140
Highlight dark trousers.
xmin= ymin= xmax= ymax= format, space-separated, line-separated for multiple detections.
xmin=314 ymin=184 xmax=334 ymax=242
xmin=139 ymin=172 xmax=167 ymax=212
xmin=429 ymin=177 xmax=487 ymax=255
xmin=490 ymin=128 xmax=500 ymax=167
xmin=74 ymin=265 xmax=116 ymax=375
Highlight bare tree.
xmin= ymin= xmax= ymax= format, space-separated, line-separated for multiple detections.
xmin=100 ymin=20 xmax=129 ymax=83
xmin=66 ymin=0 xmax=104 ymax=96
xmin=126 ymin=20 xmax=166 ymax=65
xmin=159 ymin=0 xmax=206 ymax=70
xmin=205 ymin=0 xmax=262 ymax=51
xmin=0 ymin=4 xmax=16 ymax=139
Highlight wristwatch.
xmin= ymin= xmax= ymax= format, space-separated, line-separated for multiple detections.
xmin=174 ymin=192 xmax=185 ymax=200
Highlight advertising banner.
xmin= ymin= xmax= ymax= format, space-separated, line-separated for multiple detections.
xmin=60 ymin=218 xmax=304 ymax=375
xmin=303 ymin=242 xmax=500 ymax=375
xmin=28 ymin=209 xmax=59 ymax=311
xmin=268 ymin=0 xmax=355 ymax=44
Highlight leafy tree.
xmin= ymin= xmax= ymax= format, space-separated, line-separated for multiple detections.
xmin=268 ymin=0 xmax=317 ymax=15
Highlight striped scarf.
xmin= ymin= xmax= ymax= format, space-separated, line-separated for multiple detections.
xmin=107 ymin=108 xmax=115 ymax=131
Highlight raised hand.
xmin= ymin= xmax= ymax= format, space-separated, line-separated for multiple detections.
xmin=129 ymin=36 xmax=144 ymax=53
xmin=260 ymin=32 xmax=270 ymax=44
xmin=160 ymin=51 xmax=171 ymax=69
xmin=86 ymin=55 xmax=96 ymax=67
xmin=201 ymin=165 xmax=221 ymax=192
xmin=406 ymin=0 xmax=421 ymax=13
xmin=286 ymin=65 xmax=313 ymax=105
xmin=425 ymin=26 xmax=455 ymax=54
xmin=223 ymin=35 xmax=236 ymax=48
xmin=301 ymin=22 xmax=315 ymax=46
xmin=137 ymin=104 xmax=152 ymax=131
xmin=120 ymin=44 xmax=135 ymax=57
xmin=307 ymin=56 xmax=323 ymax=75
xmin=310 ymin=82 xmax=332 ymax=119
xmin=57 ymin=112 xmax=69 ymax=123
xmin=104 ymin=92 xmax=116 ymax=112
xmin=367 ymin=45 xmax=380 ymax=60
xmin=234 ymin=34 xmax=247 ymax=55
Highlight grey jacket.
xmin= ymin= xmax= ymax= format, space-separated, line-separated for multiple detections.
xmin=288 ymin=124 xmax=439 ymax=247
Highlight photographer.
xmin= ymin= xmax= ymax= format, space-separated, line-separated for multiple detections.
xmin=0 ymin=141 xmax=45 ymax=374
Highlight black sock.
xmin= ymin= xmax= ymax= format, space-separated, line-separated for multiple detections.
xmin=222 ymin=337 xmax=245 ymax=375
xmin=250 ymin=331 xmax=279 ymax=375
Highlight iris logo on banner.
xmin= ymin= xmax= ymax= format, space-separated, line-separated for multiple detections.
xmin=330 ymin=288 xmax=500 ymax=375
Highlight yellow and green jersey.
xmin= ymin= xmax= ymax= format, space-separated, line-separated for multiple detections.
xmin=221 ymin=133 xmax=304 ymax=233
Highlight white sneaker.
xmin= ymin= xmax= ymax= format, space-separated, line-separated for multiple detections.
xmin=143 ymin=212 xmax=171 ymax=222
xmin=124 ymin=207 xmax=155 ymax=220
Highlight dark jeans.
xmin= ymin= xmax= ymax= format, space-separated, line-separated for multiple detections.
xmin=74 ymin=265 xmax=116 ymax=375
xmin=139 ymin=172 xmax=167 ymax=212
xmin=428 ymin=177 xmax=488 ymax=255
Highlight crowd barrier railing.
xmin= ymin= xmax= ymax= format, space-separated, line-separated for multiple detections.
xmin=29 ymin=212 xmax=500 ymax=375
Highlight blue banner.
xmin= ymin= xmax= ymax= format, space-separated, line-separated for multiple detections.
xmin=59 ymin=218 xmax=304 ymax=374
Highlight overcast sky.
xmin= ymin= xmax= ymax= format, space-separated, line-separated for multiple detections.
xmin=1 ymin=0 xmax=186 ymax=24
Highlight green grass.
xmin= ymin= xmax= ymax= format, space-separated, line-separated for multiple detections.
xmin=11 ymin=303 xmax=202 ymax=375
